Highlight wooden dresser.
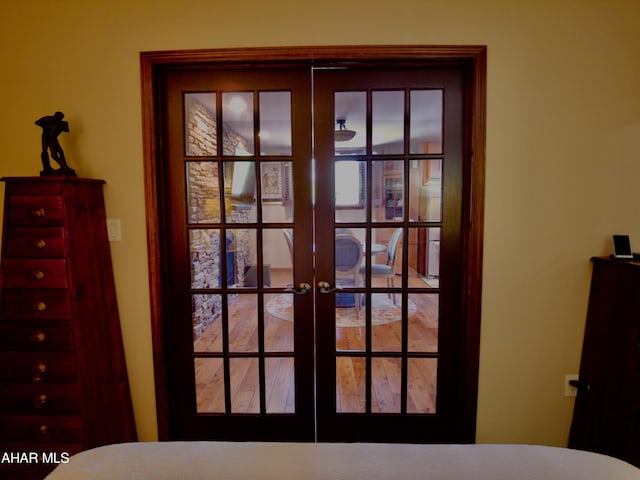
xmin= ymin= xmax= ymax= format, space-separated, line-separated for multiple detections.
xmin=569 ymin=256 xmax=640 ymax=468
xmin=0 ymin=177 xmax=136 ymax=479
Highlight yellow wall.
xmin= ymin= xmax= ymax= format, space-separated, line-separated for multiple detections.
xmin=1 ymin=0 xmax=639 ymax=446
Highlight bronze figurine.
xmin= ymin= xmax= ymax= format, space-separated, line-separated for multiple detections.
xmin=35 ymin=111 xmax=77 ymax=176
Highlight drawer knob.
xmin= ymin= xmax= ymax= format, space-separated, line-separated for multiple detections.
xmin=29 ymin=270 xmax=45 ymax=281
xmin=38 ymin=424 xmax=49 ymax=435
xmin=30 ymin=208 xmax=46 ymax=218
xmin=34 ymin=363 xmax=47 ymax=374
xmin=32 ymin=363 xmax=47 ymax=381
xmin=34 ymin=301 xmax=47 ymax=312
xmin=31 ymin=239 xmax=47 ymax=249
xmin=33 ymin=393 xmax=48 ymax=409
xmin=32 ymin=331 xmax=46 ymax=343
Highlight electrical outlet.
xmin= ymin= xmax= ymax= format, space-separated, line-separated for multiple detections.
xmin=565 ymin=374 xmax=579 ymax=397
xmin=106 ymin=219 xmax=122 ymax=242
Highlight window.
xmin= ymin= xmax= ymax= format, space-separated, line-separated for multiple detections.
xmin=335 ymin=160 xmax=365 ymax=208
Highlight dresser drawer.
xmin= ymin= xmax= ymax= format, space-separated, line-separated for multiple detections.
xmin=2 ymin=259 xmax=67 ymax=289
xmin=0 ymin=383 xmax=81 ymax=414
xmin=7 ymin=195 xmax=64 ymax=226
xmin=5 ymin=180 xmax=63 ymax=196
xmin=0 ymin=415 xmax=82 ymax=444
xmin=0 ymin=352 xmax=77 ymax=382
xmin=1 ymin=290 xmax=71 ymax=319
xmin=0 ymin=321 xmax=73 ymax=351
xmin=5 ymin=227 xmax=66 ymax=258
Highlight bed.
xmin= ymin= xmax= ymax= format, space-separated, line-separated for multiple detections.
xmin=45 ymin=442 xmax=640 ymax=479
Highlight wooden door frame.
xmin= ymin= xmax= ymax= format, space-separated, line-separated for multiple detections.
xmin=140 ymin=45 xmax=486 ymax=441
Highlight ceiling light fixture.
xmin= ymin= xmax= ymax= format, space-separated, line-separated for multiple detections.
xmin=335 ymin=118 xmax=356 ymax=142
xmin=228 ymin=96 xmax=248 ymax=114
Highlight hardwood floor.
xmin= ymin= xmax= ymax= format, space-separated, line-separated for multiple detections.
xmin=193 ymin=268 xmax=438 ymax=415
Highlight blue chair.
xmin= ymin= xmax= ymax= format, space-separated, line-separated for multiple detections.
xmin=335 ymin=234 xmax=363 ymax=318
xmin=360 ymin=228 xmax=403 ymax=304
xmin=282 ymin=229 xmax=293 ymax=265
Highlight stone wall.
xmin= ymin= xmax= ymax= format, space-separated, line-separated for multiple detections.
xmin=187 ymin=162 xmax=220 ymax=223
xmin=185 ymin=95 xmax=250 ymax=156
xmin=185 ymin=96 xmax=252 ymax=341
xmin=189 ymin=215 xmax=250 ymax=341
xmin=186 ymin=96 xmax=217 ymax=156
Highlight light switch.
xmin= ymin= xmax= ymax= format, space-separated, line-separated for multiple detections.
xmin=107 ymin=219 xmax=122 ymax=242
xmin=565 ymin=374 xmax=579 ymax=397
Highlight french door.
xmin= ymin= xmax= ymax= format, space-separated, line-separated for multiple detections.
xmin=314 ymin=67 xmax=465 ymax=442
xmin=150 ymin=49 xmax=483 ymax=443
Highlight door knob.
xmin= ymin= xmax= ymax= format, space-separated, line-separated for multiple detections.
xmin=285 ymin=282 xmax=312 ymax=295
xmin=317 ymin=281 xmax=343 ymax=294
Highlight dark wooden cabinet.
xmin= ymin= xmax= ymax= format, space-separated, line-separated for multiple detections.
xmin=569 ymin=257 xmax=640 ymax=468
xmin=0 ymin=177 xmax=136 ymax=479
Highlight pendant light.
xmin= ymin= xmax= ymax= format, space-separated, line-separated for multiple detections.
xmin=335 ymin=118 xmax=356 ymax=142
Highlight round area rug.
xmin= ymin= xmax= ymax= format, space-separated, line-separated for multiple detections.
xmin=266 ymin=294 xmax=417 ymax=327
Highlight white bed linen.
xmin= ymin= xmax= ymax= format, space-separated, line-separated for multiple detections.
xmin=45 ymin=442 xmax=640 ymax=480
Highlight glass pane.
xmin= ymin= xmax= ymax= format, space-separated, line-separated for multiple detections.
xmin=407 ymin=358 xmax=437 ymax=414
xmin=263 ymin=230 xmax=292 ymax=288
xmin=372 ymin=357 xmax=402 ymax=413
xmin=334 ymin=91 xmax=366 ymax=156
xmin=335 ymin=160 xmax=367 ymax=223
xmin=224 ymin=161 xmax=257 ymax=222
xmin=408 ymin=227 xmax=440 ymax=288
xmin=264 ymin=293 xmax=294 ymax=352
xmin=194 ymin=358 xmax=225 ymax=413
xmin=184 ymin=93 xmax=217 ymax=157
xmin=372 ymin=160 xmax=403 ymax=222
xmin=186 ymin=162 xmax=220 ymax=224
xmin=410 ymin=159 xmax=441 ymax=222
xmin=259 ymin=92 xmax=292 ymax=156
xmin=230 ymin=358 xmax=260 ymax=413
xmin=226 ymin=228 xmax=257 ymax=288
xmin=193 ymin=294 xmax=222 ymax=353
xmin=410 ymin=90 xmax=443 ymax=154
xmin=372 ymin=160 xmax=384 ymax=214
xmin=408 ymin=293 xmax=439 ymax=353
xmin=222 ymin=92 xmax=254 ymax=156
xmin=371 ymin=293 xmax=401 ymax=352
xmin=336 ymin=356 xmax=366 ymax=413
xmin=265 ymin=357 xmax=295 ymax=413
xmin=261 ymin=161 xmax=293 ymax=212
xmin=385 ymin=173 xmax=404 ymax=221
xmin=372 ymin=91 xmax=404 ymax=155
xmin=367 ymin=227 xmax=403 ymax=289
xmin=335 ymin=228 xmax=365 ymax=290
xmin=189 ymin=229 xmax=220 ymax=289
xmin=228 ymin=294 xmax=258 ymax=352
xmin=336 ymin=299 xmax=366 ymax=352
